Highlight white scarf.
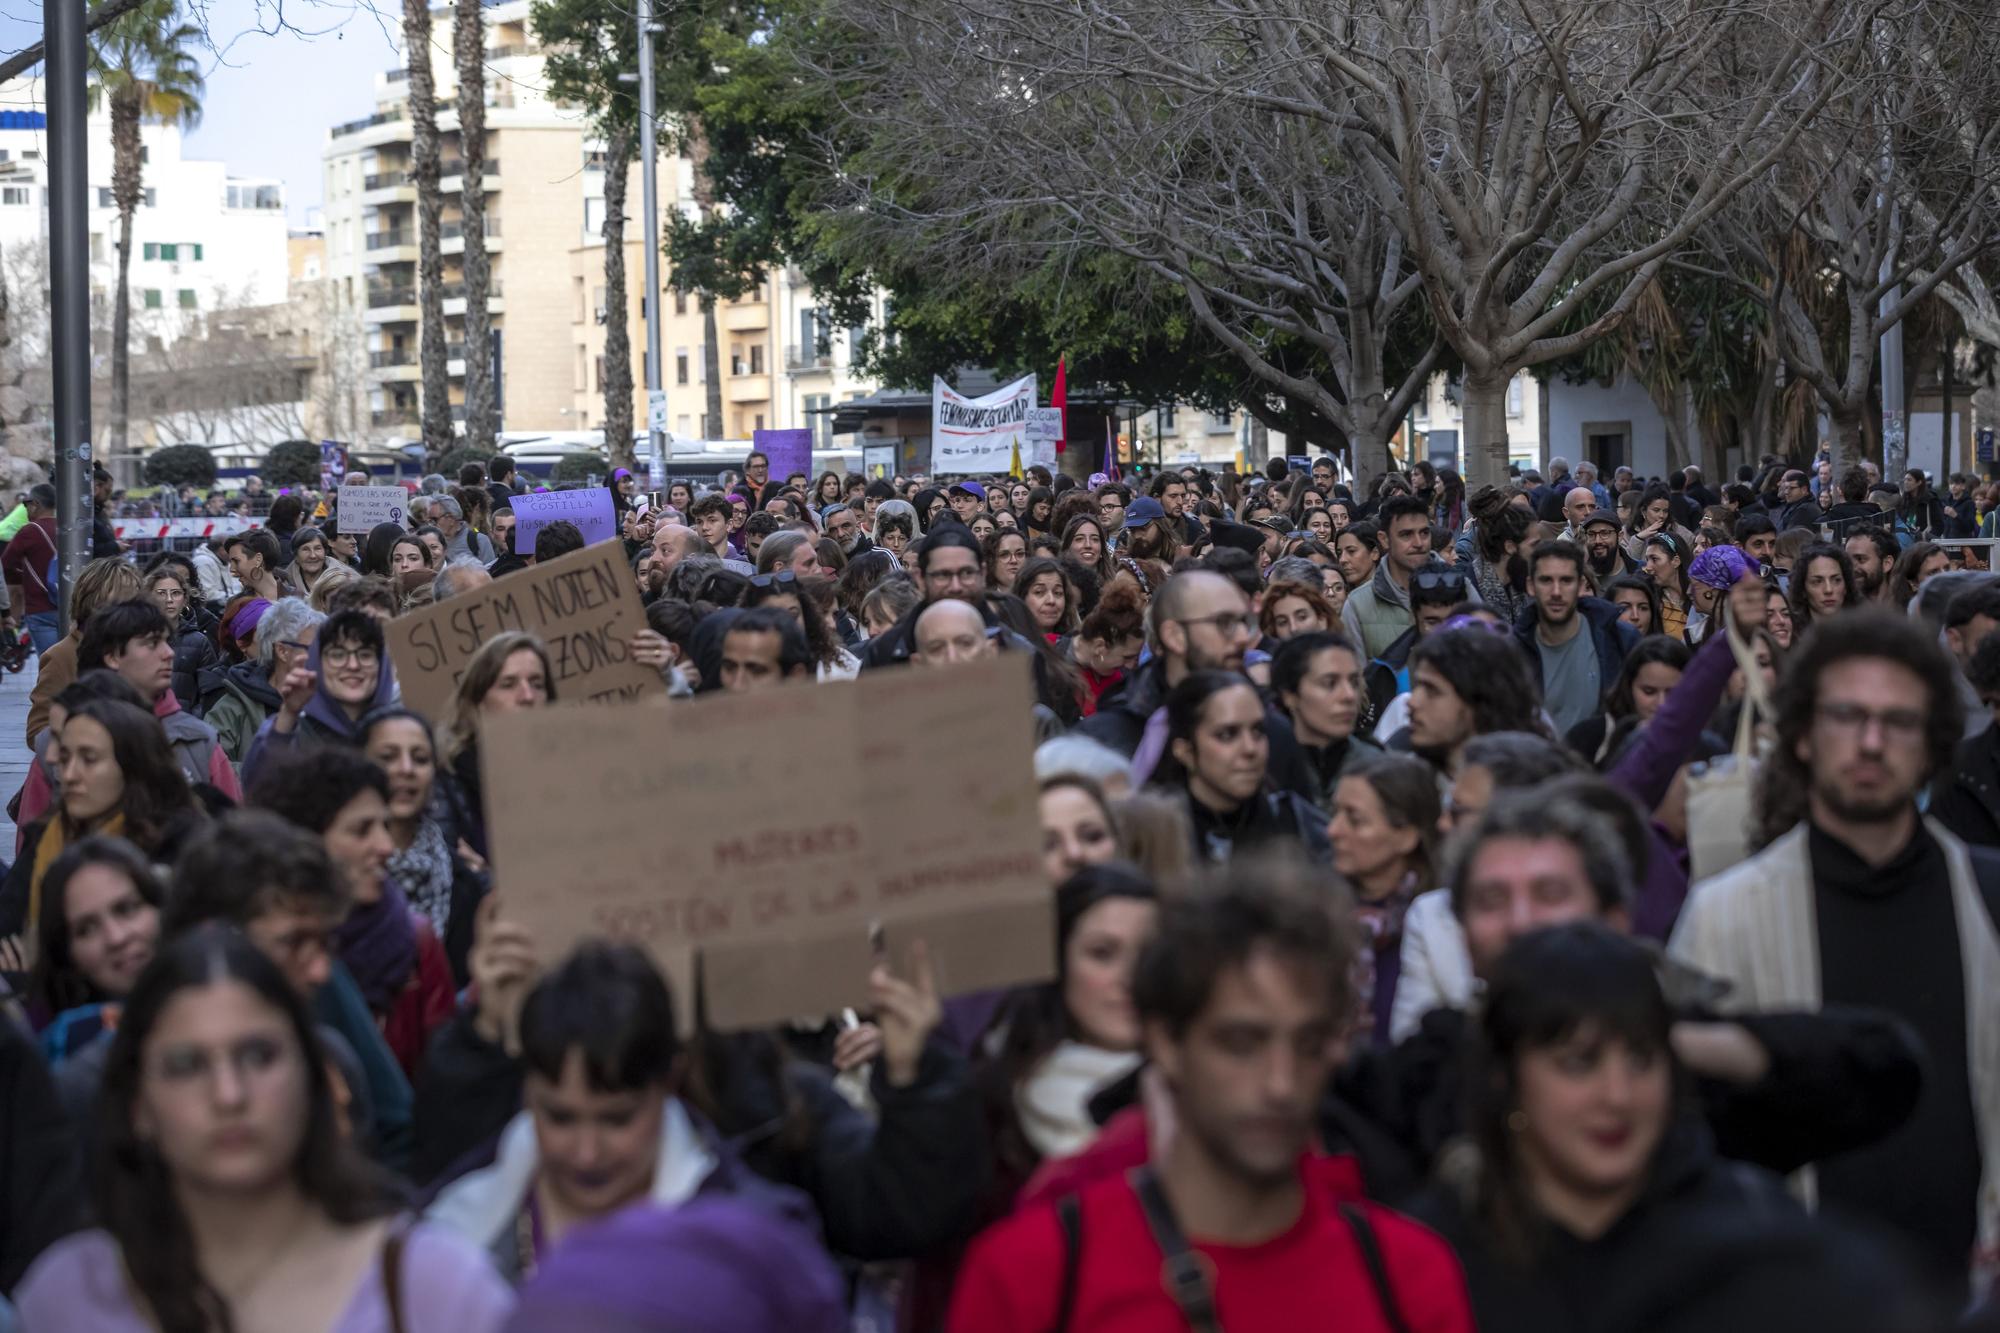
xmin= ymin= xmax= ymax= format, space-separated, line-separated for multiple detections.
xmin=1014 ymin=1042 xmax=1143 ymax=1160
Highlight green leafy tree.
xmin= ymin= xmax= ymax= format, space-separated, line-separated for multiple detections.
xmin=143 ymin=442 xmax=216 ymax=489
xmin=262 ymin=440 xmax=322 ymax=489
xmin=550 ymin=452 xmax=609 ymax=483
xmin=89 ymin=0 xmax=202 ymax=462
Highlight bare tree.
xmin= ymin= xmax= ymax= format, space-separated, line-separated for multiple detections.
xmin=455 ymin=0 xmax=496 ymax=452
xmin=813 ymin=0 xmax=1875 ymax=484
xmin=107 ymin=291 xmax=315 ymax=445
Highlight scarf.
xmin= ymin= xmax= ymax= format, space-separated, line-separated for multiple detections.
xmin=387 ymin=816 xmax=456 ymax=939
xmin=1014 ymin=1042 xmax=1143 ymax=1160
xmin=29 ymin=812 xmax=126 ymax=937
xmin=333 ymin=878 xmax=419 ymax=1016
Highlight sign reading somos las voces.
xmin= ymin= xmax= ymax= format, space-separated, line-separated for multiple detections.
xmin=384 ymin=541 xmax=665 ymax=722
xmin=480 ymin=652 xmax=1054 ymax=1029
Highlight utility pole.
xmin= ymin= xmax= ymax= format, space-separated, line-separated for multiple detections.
xmin=46 ymin=0 xmax=91 ymax=630
xmin=637 ymin=0 xmax=665 ymax=487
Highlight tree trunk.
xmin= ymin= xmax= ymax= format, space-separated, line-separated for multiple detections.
xmin=109 ymin=93 xmax=141 ymax=459
xmin=454 ymin=0 xmax=493 ymax=453
xmin=1828 ymin=401 xmax=1867 ymax=474
xmin=1349 ymin=424 xmax=1390 ymax=500
xmin=1461 ymin=369 xmax=1512 ymax=487
xmin=600 ymin=124 xmax=636 ymax=469
xmin=405 ymin=0 xmax=449 ymax=455
xmin=701 ymin=294 xmax=723 ymax=438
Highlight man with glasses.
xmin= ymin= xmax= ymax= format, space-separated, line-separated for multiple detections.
xmin=164 ymin=809 xmax=414 ymax=1170
xmin=742 ymin=450 xmax=772 ymax=503
xmin=1773 ymin=469 xmax=1819 ymax=533
xmin=858 ymin=528 xmax=999 ymax=669
xmin=1077 ymin=570 xmax=1318 ymax=800
xmin=1672 ymin=610 xmax=2000 ymax=1294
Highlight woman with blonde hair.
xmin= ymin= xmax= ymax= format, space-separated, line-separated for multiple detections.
xmin=440 ymin=632 xmax=557 ymax=858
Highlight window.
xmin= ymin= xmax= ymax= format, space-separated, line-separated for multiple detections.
xmin=730 ymin=342 xmax=745 ymax=376
xmin=749 ymin=345 xmax=763 ymax=374
xmin=143 ymin=289 xmax=162 ymax=310
xmin=0 ymin=187 xmax=26 ymax=206
xmin=142 ymin=242 xmax=158 ymax=260
xmin=594 ymin=355 xmax=604 ymax=392
xmin=178 ymin=290 xmax=197 ymax=309
xmin=799 ymin=307 xmax=823 ymax=357
xmin=848 ymin=325 xmax=865 ymax=361
xmin=805 ymin=393 xmax=832 ymax=448
xmin=754 ymin=414 xmax=765 ymax=432
xmin=575 ymin=345 xmax=587 ymax=390
xmin=583 ymin=197 xmax=605 ymax=238
xmin=1207 ymin=410 xmax=1234 ymax=434
xmin=573 ymin=276 xmax=585 ymax=323
xmin=143 ymin=188 xmax=156 ymax=207
xmin=97 ymin=188 xmax=113 ymax=208
xmin=675 ymin=348 xmax=688 ymax=386
xmin=677 ymin=414 xmax=692 ymax=435
xmin=0 ymin=150 xmax=9 ymax=162
xmin=191 ymin=244 xmax=203 ymax=261
xmin=1507 ymin=376 xmax=1524 ymax=418
xmin=1159 ymin=403 xmax=1177 ymax=430
xmin=159 ymin=243 xmax=178 ymax=261
xmin=673 ymin=290 xmax=686 ymax=316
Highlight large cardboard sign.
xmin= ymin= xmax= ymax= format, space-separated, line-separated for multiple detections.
xmin=481 ymin=654 xmax=1053 ymax=1027
xmin=384 ymin=541 xmax=664 ymax=721
xmin=337 ymin=485 xmax=411 ymax=535
xmin=510 ymin=486 xmax=618 ymax=554
xmin=932 ymin=373 xmax=1036 ymax=475
xmin=754 ymin=428 xmax=813 ymax=484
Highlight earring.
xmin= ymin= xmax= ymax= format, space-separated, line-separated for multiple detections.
xmin=1507 ymin=1111 xmax=1528 ymax=1133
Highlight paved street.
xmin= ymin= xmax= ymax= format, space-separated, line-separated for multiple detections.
xmin=0 ymin=656 xmax=34 ymax=859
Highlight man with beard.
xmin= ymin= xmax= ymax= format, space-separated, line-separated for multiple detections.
xmin=1577 ymin=509 xmax=1636 ymax=592
xmin=1671 ymin=611 xmax=1999 ymax=1297
xmin=1843 ymin=528 xmax=1900 ymax=603
xmin=1400 ymin=625 xmax=1547 ymax=773
xmin=1511 ymin=541 xmax=1638 ymax=737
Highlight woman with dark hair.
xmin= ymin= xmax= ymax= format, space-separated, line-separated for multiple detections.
xmin=1765 ymin=584 xmax=1795 ymax=650
xmin=1468 ymin=484 xmax=1533 ymax=623
xmin=1788 ymin=542 xmax=1862 ymax=629
xmin=1013 ymin=556 xmax=1078 ymax=639
xmin=1623 ymin=482 xmax=1695 ymax=564
xmin=1415 ymin=923 xmax=1906 ymax=1333
xmin=983 ymin=592 xmax=1086 ymax=730
xmin=1434 ymin=469 xmax=1467 ymax=534
xmin=361 ymin=521 xmax=407 ymax=580
xmin=15 ymin=926 xmax=514 ymax=1332
xmin=1060 ymin=515 xmax=1113 ymax=584
xmin=1642 ymin=532 xmax=1693 ymax=641
xmin=265 ymin=493 xmax=304 ymax=564
xmin=359 ymin=708 xmax=488 ymax=987
xmin=1070 ymin=580 xmax=1147 ymax=716
xmin=30 ymin=836 xmax=162 ymax=1067
xmin=740 ymin=571 xmax=858 ymax=680
xmin=812 ymin=470 xmax=844 ymax=509
xmin=1153 ymin=671 xmax=1329 ymax=864
xmin=0 ymin=697 xmax=205 ymax=940
xmin=836 ymin=549 xmax=897 ymax=626
xmin=1606 ymin=573 xmax=1664 ymax=637
xmin=871 ymin=500 xmax=917 ymax=563
xmin=242 ymin=607 xmax=399 ymax=786
xmin=1564 ymin=636 xmax=1694 ymax=765
xmin=284 ymin=525 xmax=331 ymax=597
xmin=1327 ymin=754 xmax=1440 ymax=1044
xmin=983 ymin=528 xmax=1029 ymax=591
xmin=666 ymin=480 xmax=696 ymax=515
xmin=912 ymin=486 xmax=948 ymax=532
xmin=439 ymin=632 xmax=555 ymax=859
xmin=1889 ymin=540 xmax=1951 ymax=608
xmin=967 ymin=512 xmax=996 ymax=545
xmin=1898 ymin=467 xmax=1946 ymax=538
xmin=144 ymin=564 xmax=220 ymax=712
xmin=1021 ymin=485 xmax=1055 ymax=536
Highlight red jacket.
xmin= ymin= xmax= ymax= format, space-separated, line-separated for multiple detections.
xmin=381 ymin=923 xmax=455 ymax=1080
xmin=1 ymin=518 xmax=57 ymax=616
xmin=948 ymin=1152 xmax=1473 ymax=1333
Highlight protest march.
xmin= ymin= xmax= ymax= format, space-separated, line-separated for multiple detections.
xmin=0 ymin=449 xmax=1995 ymax=1333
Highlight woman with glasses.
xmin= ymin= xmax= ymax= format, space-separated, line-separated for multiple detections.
xmin=17 ymin=926 xmax=516 ymax=1333
xmin=197 ymin=598 xmax=322 ymax=766
xmin=1153 ymin=671 xmax=1330 ymax=865
xmin=983 ymin=529 xmax=1029 ymax=591
xmin=872 ymin=500 xmax=918 ymax=563
xmin=242 ymin=608 xmax=399 ymax=789
xmin=143 ymin=563 xmax=220 ymax=713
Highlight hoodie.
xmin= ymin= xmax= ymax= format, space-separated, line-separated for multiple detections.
xmin=240 ymin=632 xmax=399 ymax=787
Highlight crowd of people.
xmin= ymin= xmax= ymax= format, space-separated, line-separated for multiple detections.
xmin=0 ymin=443 xmax=1986 ymax=1331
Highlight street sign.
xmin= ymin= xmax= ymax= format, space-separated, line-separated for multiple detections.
xmin=1980 ymin=427 xmax=1995 ymax=465
xmin=647 ymin=390 xmax=669 ymax=434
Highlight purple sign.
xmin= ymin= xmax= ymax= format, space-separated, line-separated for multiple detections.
xmin=754 ymin=428 xmax=814 ymax=485
xmin=511 ymin=486 xmax=619 ymax=554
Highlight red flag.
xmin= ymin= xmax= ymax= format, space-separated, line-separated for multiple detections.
xmin=1052 ymin=356 xmax=1068 ymax=454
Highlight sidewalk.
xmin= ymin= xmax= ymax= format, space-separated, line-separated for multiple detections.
xmin=0 ymin=657 xmax=34 ymax=857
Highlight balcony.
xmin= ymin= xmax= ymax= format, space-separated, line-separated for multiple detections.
xmin=371 ymin=407 xmax=420 ymax=428
xmin=369 ymin=349 xmax=413 ymax=367
xmin=441 ymin=217 xmax=501 ymax=254
xmin=785 ymin=343 xmax=832 ymax=372
xmin=333 ymin=108 xmax=404 ymax=139
xmin=363 ymin=170 xmax=408 ymax=191
xmin=440 ymin=158 xmax=500 ymax=192
xmin=367 ymin=285 xmax=416 ymax=308
xmin=366 ymin=230 xmax=410 ymax=250
xmin=726 ymin=373 xmax=771 ymax=405
xmin=722 ymin=301 xmax=767 ymax=332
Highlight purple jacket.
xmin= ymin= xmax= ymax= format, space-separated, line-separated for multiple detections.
xmin=1606 ymin=631 xmax=1739 ymax=940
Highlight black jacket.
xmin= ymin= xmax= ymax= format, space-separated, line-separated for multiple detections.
xmin=1183 ymin=787 xmax=1331 ymax=865
xmin=169 ymin=605 xmax=220 ymax=713
xmin=413 ymin=1014 xmax=989 ymax=1263
xmin=1076 ymin=657 xmax=1320 ymax=804
xmin=1931 ymin=724 xmax=2000 ymax=848
xmin=1364 ymin=625 xmax=1421 ymax=725
xmin=0 ymin=1015 xmax=82 ymax=1290
xmin=1409 ymin=1116 xmax=1928 ymax=1333
xmin=1512 ymin=596 xmax=1639 ymax=693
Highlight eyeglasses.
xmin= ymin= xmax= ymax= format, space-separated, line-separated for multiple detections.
xmin=1815 ymin=701 xmax=1924 ymax=739
xmin=1176 ymin=611 xmax=1257 ymax=639
xmin=924 ymin=566 xmax=984 ymax=586
xmin=749 ymin=571 xmax=799 ymax=591
xmin=1413 ymin=571 xmax=1468 ymax=593
xmin=277 ymin=639 xmax=311 ymax=655
xmin=322 ymin=646 xmax=380 ymax=668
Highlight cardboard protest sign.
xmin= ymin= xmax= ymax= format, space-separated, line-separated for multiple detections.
xmin=510 ymin=486 xmax=618 ymax=554
xmin=337 ymin=485 xmax=410 ymax=535
xmin=481 ymin=653 xmax=1053 ymax=1028
xmin=754 ymin=428 xmax=813 ymax=484
xmin=384 ymin=541 xmax=664 ymax=722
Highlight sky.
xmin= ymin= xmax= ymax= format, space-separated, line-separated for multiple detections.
xmin=0 ymin=0 xmax=404 ymax=223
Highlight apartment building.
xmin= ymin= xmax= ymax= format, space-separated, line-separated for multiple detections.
xmin=321 ymin=0 xmax=588 ymax=441
xmin=0 ymin=79 xmax=288 ymax=339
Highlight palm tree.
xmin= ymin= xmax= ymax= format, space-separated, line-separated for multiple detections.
xmin=454 ymin=0 xmax=494 ymax=453
xmin=403 ymin=0 xmax=449 ymax=454
xmin=89 ymin=0 xmax=202 ymax=462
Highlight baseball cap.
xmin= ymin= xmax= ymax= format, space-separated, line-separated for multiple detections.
xmin=1124 ymin=496 xmax=1167 ymax=527
xmin=948 ymin=480 xmax=987 ymax=501
xmin=1581 ymin=509 xmax=1621 ymax=531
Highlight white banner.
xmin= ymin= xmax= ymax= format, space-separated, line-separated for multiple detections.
xmin=338 ymin=485 xmax=414 ymax=535
xmin=932 ymin=374 xmax=1037 ymax=474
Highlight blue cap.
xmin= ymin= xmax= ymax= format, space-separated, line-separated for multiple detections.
xmin=1125 ymin=496 xmax=1167 ymax=526
xmin=949 ymin=480 xmax=987 ymax=501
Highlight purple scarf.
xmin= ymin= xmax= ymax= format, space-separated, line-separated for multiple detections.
xmin=333 ymin=877 xmax=419 ymax=1015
